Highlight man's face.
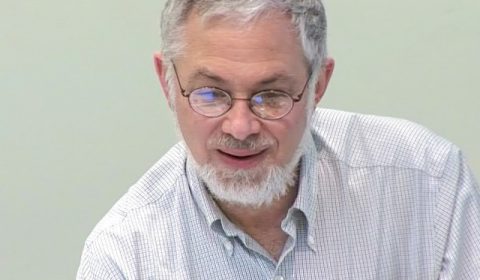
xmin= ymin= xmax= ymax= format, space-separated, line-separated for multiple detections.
xmin=156 ymin=10 xmax=333 ymax=205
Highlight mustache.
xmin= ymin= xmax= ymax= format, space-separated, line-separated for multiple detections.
xmin=208 ymin=134 xmax=274 ymax=151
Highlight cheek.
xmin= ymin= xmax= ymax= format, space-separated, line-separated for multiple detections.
xmin=175 ymin=100 xmax=218 ymax=163
xmin=275 ymin=108 xmax=308 ymax=161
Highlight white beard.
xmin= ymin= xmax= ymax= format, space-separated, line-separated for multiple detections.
xmin=173 ymin=95 xmax=316 ymax=208
xmin=189 ymin=128 xmax=310 ymax=208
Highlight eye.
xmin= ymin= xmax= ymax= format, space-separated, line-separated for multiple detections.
xmin=189 ymin=87 xmax=231 ymax=117
xmin=250 ymin=90 xmax=294 ymax=119
xmin=190 ymin=87 xmax=227 ymax=104
xmin=252 ymin=91 xmax=291 ymax=108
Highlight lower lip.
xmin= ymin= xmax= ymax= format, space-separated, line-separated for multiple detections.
xmin=215 ymin=150 xmax=267 ymax=169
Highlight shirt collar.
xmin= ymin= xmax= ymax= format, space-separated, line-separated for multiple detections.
xmin=185 ymin=156 xmax=241 ymax=239
xmin=290 ymin=131 xmax=319 ymax=250
xmin=186 ymin=156 xmax=222 ymax=227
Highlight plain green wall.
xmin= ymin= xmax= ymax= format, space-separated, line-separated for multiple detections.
xmin=1 ymin=0 xmax=478 ymax=279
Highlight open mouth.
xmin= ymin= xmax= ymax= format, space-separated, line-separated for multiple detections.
xmin=216 ymin=149 xmax=267 ymax=168
xmin=218 ymin=149 xmax=265 ymax=159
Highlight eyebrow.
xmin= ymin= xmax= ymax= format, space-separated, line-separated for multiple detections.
xmin=187 ymin=67 xmax=298 ymax=88
xmin=187 ymin=67 xmax=225 ymax=84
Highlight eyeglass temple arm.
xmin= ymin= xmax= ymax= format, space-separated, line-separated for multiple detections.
xmin=292 ymin=72 xmax=312 ymax=102
xmin=171 ymin=61 xmax=188 ymax=96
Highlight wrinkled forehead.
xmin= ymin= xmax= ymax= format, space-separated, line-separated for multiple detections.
xmin=181 ymin=9 xmax=305 ymax=60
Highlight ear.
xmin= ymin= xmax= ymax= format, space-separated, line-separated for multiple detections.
xmin=313 ymin=58 xmax=335 ymax=105
xmin=153 ymin=52 xmax=173 ymax=108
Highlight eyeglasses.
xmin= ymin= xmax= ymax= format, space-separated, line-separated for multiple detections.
xmin=172 ymin=63 xmax=311 ymax=120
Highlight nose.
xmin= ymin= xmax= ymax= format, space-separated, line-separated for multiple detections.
xmin=221 ymin=100 xmax=261 ymax=141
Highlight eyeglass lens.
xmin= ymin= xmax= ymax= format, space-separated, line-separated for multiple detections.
xmin=189 ymin=87 xmax=294 ymax=120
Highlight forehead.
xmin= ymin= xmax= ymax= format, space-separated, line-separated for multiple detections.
xmin=176 ymin=9 xmax=308 ymax=79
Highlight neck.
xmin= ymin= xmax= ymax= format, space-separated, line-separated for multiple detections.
xmin=215 ymin=183 xmax=299 ymax=261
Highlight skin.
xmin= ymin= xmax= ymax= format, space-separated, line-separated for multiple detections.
xmin=155 ymin=10 xmax=334 ymax=260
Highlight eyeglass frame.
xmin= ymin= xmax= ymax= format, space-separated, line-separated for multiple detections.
xmin=171 ymin=62 xmax=312 ymax=120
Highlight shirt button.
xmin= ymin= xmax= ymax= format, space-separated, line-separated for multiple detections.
xmin=308 ymin=235 xmax=315 ymax=245
xmin=273 ymin=276 xmax=284 ymax=280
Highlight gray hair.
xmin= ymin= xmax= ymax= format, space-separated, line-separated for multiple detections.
xmin=160 ymin=0 xmax=328 ymax=107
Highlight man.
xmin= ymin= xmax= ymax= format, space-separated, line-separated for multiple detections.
xmin=77 ymin=0 xmax=480 ymax=279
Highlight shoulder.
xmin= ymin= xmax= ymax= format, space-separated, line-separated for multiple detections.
xmin=310 ymin=108 xmax=454 ymax=177
xmin=81 ymin=142 xmax=188 ymax=251
xmin=77 ymin=143 xmax=194 ymax=278
xmin=77 ymin=143 xmax=189 ymax=278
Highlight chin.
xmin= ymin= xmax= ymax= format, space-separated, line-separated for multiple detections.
xmin=195 ymin=157 xmax=299 ymax=207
